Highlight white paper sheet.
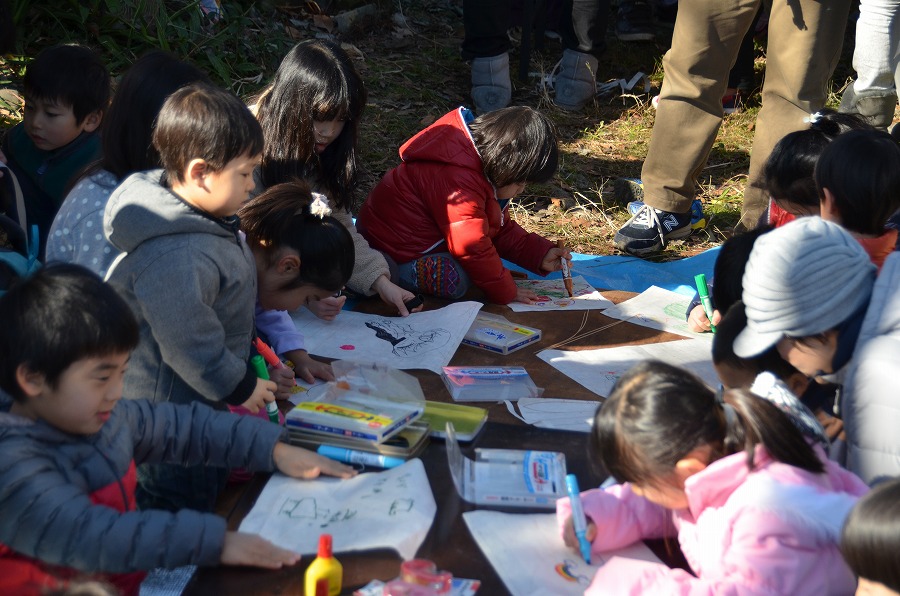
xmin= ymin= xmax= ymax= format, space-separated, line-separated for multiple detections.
xmin=290 ymin=301 xmax=482 ymax=373
xmin=507 ymin=276 xmax=614 ymax=312
xmin=239 ymin=459 xmax=436 ymax=560
xmin=505 ymin=397 xmax=601 ymax=433
xmin=599 ymin=285 xmax=710 ymax=340
xmin=463 ymin=511 xmax=662 ymax=596
xmin=538 ymin=338 xmax=718 ymax=397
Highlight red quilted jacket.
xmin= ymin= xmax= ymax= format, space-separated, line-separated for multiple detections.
xmin=357 ymin=107 xmax=554 ymax=304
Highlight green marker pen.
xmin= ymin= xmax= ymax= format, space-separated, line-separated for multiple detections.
xmin=694 ymin=274 xmax=716 ymax=333
xmin=251 ymin=354 xmax=280 ymax=424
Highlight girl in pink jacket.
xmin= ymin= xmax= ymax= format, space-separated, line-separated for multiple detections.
xmin=558 ymin=360 xmax=869 ymax=595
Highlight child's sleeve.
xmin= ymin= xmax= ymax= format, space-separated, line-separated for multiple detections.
xmin=586 ymin=507 xmax=848 ymax=596
xmin=128 ymin=399 xmax=286 ymax=472
xmin=557 ymin=483 xmax=673 ymax=552
xmin=0 ymin=435 xmax=227 ymax=572
xmin=491 ymin=211 xmax=555 ymax=275
xmin=131 ymin=250 xmax=254 ymax=404
xmin=331 ymin=206 xmax=391 ymax=296
xmin=255 ymin=305 xmax=305 ymax=355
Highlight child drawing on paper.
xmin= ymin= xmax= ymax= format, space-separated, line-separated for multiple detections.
xmin=558 ymin=360 xmax=867 ymax=595
xmin=364 ymin=318 xmax=450 ymax=357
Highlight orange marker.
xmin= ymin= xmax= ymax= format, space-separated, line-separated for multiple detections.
xmin=253 ymin=337 xmax=286 ymax=369
xmin=557 ymin=240 xmax=574 ymax=298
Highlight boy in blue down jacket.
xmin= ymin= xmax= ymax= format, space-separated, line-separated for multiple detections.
xmin=0 ymin=264 xmax=355 ymax=596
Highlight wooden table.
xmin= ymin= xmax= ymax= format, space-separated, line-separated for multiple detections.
xmin=186 ymin=292 xmax=689 ymax=595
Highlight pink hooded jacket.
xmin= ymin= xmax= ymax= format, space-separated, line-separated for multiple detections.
xmin=557 ymin=447 xmax=868 ymax=595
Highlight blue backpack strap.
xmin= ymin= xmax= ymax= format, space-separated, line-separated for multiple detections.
xmin=27 ymin=224 xmax=39 ymax=271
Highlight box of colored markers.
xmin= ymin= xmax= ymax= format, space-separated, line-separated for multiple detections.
xmin=462 ymin=312 xmax=542 ymax=355
xmin=441 ymin=366 xmax=543 ymax=402
xmin=286 ymin=361 xmax=424 ymax=443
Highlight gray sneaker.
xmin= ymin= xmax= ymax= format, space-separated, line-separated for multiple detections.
xmin=616 ymin=0 xmax=655 ymax=42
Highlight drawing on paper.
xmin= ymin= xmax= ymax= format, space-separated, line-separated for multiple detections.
xmin=508 ymin=276 xmax=613 ymax=313
xmin=364 ymin=318 xmax=450 ymax=357
xmin=555 ymin=560 xmax=591 ymax=584
xmin=290 ymin=301 xmax=482 ymax=373
xmin=239 ymin=461 xmax=436 ymax=560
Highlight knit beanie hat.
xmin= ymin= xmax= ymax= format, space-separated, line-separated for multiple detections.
xmin=734 ymin=217 xmax=876 ymax=358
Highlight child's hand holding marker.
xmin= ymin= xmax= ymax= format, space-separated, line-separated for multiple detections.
xmin=540 ymin=243 xmax=573 ymax=276
xmin=562 ymin=513 xmax=597 ymax=554
xmin=687 ymin=303 xmax=721 ymax=333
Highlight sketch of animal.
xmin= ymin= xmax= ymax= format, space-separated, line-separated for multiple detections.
xmin=364 ymin=318 xmax=450 ymax=357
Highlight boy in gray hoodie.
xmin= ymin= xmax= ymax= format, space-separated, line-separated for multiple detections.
xmin=103 ymin=83 xmax=275 ymax=512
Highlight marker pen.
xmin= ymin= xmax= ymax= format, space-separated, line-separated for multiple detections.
xmin=250 ymin=354 xmax=280 ymax=424
xmin=317 ymin=445 xmax=405 ymax=469
xmin=253 ymin=337 xmax=287 ymax=370
xmin=565 ymin=474 xmax=592 ymax=564
xmin=557 ymin=239 xmax=574 ymax=297
xmin=694 ymin=273 xmax=716 ymax=334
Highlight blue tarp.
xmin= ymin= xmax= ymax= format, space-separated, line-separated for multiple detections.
xmin=505 ymin=246 xmax=720 ymax=297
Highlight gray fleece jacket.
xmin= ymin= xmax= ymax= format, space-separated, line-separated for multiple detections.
xmin=104 ymin=170 xmax=258 ymax=407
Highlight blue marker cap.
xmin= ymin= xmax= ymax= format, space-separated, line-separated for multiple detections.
xmin=565 ymin=474 xmax=592 ymax=565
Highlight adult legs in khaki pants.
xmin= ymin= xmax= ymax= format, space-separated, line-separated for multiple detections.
xmin=616 ymin=0 xmax=852 ymax=254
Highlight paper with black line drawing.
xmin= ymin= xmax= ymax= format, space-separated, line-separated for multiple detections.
xmin=538 ymin=338 xmax=717 ymax=397
xmin=505 ymin=397 xmax=601 ymax=433
xmin=239 ymin=459 xmax=435 ymax=560
xmin=463 ymin=511 xmax=662 ymax=596
xmin=507 ymin=276 xmax=614 ymax=312
xmin=290 ymin=301 xmax=482 ymax=373
xmin=599 ymin=285 xmax=712 ymax=340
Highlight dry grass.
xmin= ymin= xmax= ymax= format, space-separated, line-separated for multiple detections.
xmin=2 ymin=0 xmax=858 ymax=259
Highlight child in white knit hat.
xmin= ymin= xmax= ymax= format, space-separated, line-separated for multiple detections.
xmin=734 ymin=216 xmax=900 ymax=484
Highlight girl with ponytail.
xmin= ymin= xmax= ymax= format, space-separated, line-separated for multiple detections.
xmin=241 ymin=181 xmax=354 ymax=390
xmin=558 ymin=360 xmax=868 ymax=595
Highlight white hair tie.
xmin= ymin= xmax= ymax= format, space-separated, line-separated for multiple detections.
xmin=309 ymin=193 xmax=332 ymax=219
xmin=803 ymin=111 xmax=823 ymax=124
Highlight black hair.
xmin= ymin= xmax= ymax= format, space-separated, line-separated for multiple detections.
xmin=238 ymin=181 xmax=354 ymax=292
xmin=712 ymin=301 xmax=802 ymax=384
xmin=0 ymin=263 xmax=139 ymax=401
xmin=763 ymin=109 xmax=870 ymax=212
xmin=591 ymin=361 xmax=823 ymax=490
xmin=152 ymin=83 xmax=263 ymax=184
xmin=841 ymin=478 xmax=900 ymax=592
xmin=468 ymin=106 xmax=559 ymax=188
xmin=93 ymin=51 xmax=208 ymax=180
xmin=256 ymin=39 xmax=367 ymax=211
xmin=711 ymin=225 xmax=772 ymax=314
xmin=23 ymin=44 xmax=110 ymax=124
xmin=815 ymin=128 xmax=900 ymax=236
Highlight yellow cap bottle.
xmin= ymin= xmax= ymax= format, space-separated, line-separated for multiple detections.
xmin=305 ymin=534 xmax=342 ymax=596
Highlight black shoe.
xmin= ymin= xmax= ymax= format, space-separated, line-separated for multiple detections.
xmin=613 ymin=204 xmax=692 ymax=255
xmin=616 ymin=0 xmax=655 ymax=42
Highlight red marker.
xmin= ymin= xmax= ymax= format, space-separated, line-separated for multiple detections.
xmin=253 ymin=337 xmax=286 ymax=369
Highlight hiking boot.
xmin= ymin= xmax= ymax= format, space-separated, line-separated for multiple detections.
xmin=471 ymin=53 xmax=511 ymax=114
xmin=616 ymin=0 xmax=654 ymax=42
xmin=554 ymin=49 xmax=599 ymax=111
xmin=628 ymin=198 xmax=707 ymax=230
xmin=613 ymin=204 xmax=692 ymax=255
